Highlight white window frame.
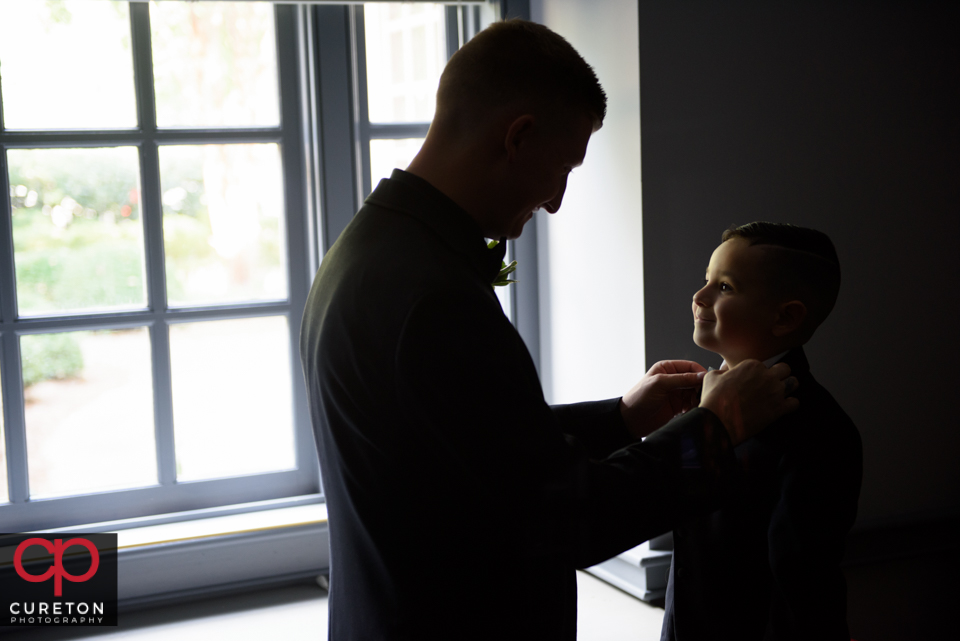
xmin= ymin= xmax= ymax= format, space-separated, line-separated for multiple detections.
xmin=0 ymin=0 xmax=536 ymax=607
xmin=0 ymin=2 xmax=320 ymax=534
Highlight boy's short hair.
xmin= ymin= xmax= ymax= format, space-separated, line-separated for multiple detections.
xmin=435 ymin=19 xmax=607 ymax=132
xmin=722 ymin=222 xmax=841 ymax=343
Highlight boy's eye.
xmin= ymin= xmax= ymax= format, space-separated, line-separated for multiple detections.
xmin=719 ymin=282 xmax=732 ymax=292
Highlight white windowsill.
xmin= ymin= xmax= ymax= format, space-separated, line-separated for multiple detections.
xmin=30 ymin=499 xmax=331 ymax=607
xmin=38 ymin=495 xmax=327 ymax=544
xmin=113 ymin=502 xmax=328 ymax=550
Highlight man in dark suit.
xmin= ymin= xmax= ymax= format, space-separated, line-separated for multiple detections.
xmin=300 ymin=21 xmax=798 ymax=640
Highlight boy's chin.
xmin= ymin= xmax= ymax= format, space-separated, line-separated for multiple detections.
xmin=692 ymin=334 xmax=722 ymax=356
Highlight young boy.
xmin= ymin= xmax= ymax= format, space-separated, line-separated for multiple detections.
xmin=661 ymin=222 xmax=862 ymax=641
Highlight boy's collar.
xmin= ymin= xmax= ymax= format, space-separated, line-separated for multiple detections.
xmin=777 ymin=347 xmax=811 ymax=378
xmin=762 ymin=351 xmax=790 ymax=367
xmin=720 ymin=350 xmax=789 ymax=370
xmin=719 ymin=347 xmax=811 ymax=379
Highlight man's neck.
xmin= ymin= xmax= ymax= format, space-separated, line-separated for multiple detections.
xmin=406 ymin=130 xmax=512 ymax=239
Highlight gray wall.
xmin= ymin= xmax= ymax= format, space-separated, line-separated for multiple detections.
xmin=638 ymin=2 xmax=959 ymax=635
xmin=531 ymin=0 xmax=646 ymax=407
xmin=638 ymin=0 xmax=959 ymax=526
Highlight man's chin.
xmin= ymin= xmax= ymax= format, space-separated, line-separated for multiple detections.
xmin=509 ymin=213 xmax=537 ymax=240
xmin=502 ymin=226 xmax=526 ymax=241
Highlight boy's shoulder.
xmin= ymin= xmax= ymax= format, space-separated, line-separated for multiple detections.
xmin=761 ymin=347 xmax=862 ymax=472
xmin=786 ymin=348 xmax=859 ymax=433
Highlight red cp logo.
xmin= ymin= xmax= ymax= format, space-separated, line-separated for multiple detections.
xmin=13 ymin=538 xmax=100 ymax=597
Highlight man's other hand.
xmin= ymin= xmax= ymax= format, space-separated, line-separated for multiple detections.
xmin=619 ymin=360 xmax=708 ymax=439
xmin=699 ymin=360 xmax=799 ymax=445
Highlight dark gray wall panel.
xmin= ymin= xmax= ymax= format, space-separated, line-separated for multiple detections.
xmin=638 ymin=0 xmax=959 ymax=524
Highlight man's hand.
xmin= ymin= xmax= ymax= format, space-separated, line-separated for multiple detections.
xmin=619 ymin=360 xmax=708 ymax=439
xmin=699 ymin=360 xmax=799 ymax=446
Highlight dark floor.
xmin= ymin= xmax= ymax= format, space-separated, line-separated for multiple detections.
xmin=3 ymin=571 xmax=666 ymax=640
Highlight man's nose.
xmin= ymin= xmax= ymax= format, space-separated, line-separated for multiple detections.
xmin=541 ymin=175 xmax=568 ymax=214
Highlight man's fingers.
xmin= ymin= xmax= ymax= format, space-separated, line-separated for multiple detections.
xmin=768 ymin=361 xmax=793 ymax=380
xmin=651 ymin=359 xmax=707 ymax=375
xmin=784 ymin=376 xmax=799 ymax=396
xmin=657 ymin=371 xmax=706 ymax=390
xmin=699 ymin=358 xmax=803 ymax=444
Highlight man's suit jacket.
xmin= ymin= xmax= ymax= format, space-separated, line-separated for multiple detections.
xmin=661 ymin=347 xmax=862 ymax=641
xmin=300 ymin=170 xmax=740 ymax=640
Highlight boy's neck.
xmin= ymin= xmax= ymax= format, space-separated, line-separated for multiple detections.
xmin=720 ymin=347 xmax=794 ymax=370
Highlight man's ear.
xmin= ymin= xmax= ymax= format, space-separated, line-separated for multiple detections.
xmin=504 ymin=114 xmax=536 ymax=161
xmin=772 ymin=300 xmax=807 ymax=337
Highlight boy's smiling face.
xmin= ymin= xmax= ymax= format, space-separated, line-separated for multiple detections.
xmin=692 ymin=237 xmax=784 ymax=367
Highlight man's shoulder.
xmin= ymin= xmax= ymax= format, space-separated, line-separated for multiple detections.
xmin=316 ymin=204 xmax=475 ymax=296
xmin=336 ymin=201 xmax=455 ymax=265
xmin=302 ymin=200 xmax=502 ymax=339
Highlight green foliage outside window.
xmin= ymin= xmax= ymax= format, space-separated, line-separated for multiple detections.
xmin=9 ymin=149 xmax=149 ymax=315
xmin=20 ymin=333 xmax=84 ymax=388
xmin=13 ymin=215 xmax=146 ymax=313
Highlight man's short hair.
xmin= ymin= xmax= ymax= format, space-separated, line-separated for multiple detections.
xmin=435 ymin=19 xmax=607 ymax=132
xmin=722 ymin=221 xmax=841 ymax=342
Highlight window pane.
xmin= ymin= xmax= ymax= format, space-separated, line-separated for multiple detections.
xmin=370 ymin=138 xmax=425 ymax=189
xmin=22 ymin=328 xmax=157 ymax=499
xmin=9 ymin=148 xmax=147 ymax=316
xmin=364 ymin=3 xmax=447 ymax=123
xmin=160 ymin=144 xmax=287 ymax=307
xmin=150 ymin=0 xmax=280 ymax=128
xmin=169 ymin=316 xmax=295 ymax=481
xmin=0 ymin=366 xmax=7 ymax=504
xmin=0 ymin=1 xmax=136 ymax=129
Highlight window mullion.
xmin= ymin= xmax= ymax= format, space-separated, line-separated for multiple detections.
xmin=0 ymin=116 xmax=30 ymax=502
xmin=0 ymin=148 xmax=18 ymax=324
xmin=444 ymin=6 xmax=462 ymax=60
xmin=350 ymin=6 xmax=373 ymax=202
xmin=148 ymin=320 xmax=177 ymax=486
xmin=313 ymin=5 xmax=361 ymax=253
xmin=130 ymin=3 xmax=176 ymax=488
xmin=0 ymin=130 xmax=282 ymax=149
xmin=276 ymin=4 xmax=319 ymax=480
xmin=130 ymin=2 xmax=158 ymax=141
xmin=1 ymin=335 xmax=29 ymax=504
xmin=295 ymin=4 xmax=322 ymax=278
xmin=368 ymin=123 xmax=431 ymax=139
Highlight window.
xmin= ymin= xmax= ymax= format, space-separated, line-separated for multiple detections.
xmin=0 ymin=0 xmax=317 ymax=532
xmin=0 ymin=0 xmax=532 ymax=536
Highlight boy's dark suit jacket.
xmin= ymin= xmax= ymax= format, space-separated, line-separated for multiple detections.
xmin=300 ymin=170 xmax=741 ymax=641
xmin=661 ymin=347 xmax=863 ymax=641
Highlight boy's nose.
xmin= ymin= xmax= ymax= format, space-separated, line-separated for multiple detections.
xmin=692 ymin=286 xmax=710 ymax=306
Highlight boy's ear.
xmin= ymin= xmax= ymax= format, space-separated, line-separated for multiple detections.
xmin=772 ymin=300 xmax=807 ymax=337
